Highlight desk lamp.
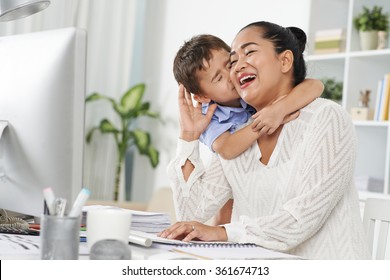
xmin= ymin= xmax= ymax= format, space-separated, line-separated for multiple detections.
xmin=0 ymin=0 xmax=50 ymax=22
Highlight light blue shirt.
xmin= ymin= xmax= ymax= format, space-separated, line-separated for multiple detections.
xmin=200 ymin=99 xmax=256 ymax=152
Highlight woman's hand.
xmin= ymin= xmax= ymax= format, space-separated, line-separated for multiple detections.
xmin=178 ymin=84 xmax=217 ymax=141
xmin=158 ymin=221 xmax=228 ymax=242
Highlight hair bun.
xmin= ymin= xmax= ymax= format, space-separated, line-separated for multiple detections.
xmin=287 ymin=26 xmax=306 ymax=53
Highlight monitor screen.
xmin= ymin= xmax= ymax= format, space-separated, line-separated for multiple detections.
xmin=0 ymin=27 xmax=87 ymax=218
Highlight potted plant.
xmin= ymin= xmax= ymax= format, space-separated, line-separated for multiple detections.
xmin=86 ymin=83 xmax=159 ymax=201
xmin=320 ymin=78 xmax=343 ymax=103
xmin=353 ymin=5 xmax=389 ymax=50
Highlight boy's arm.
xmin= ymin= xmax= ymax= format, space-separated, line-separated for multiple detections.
xmin=212 ymin=124 xmax=258 ymax=160
xmin=252 ymin=78 xmax=324 ymax=135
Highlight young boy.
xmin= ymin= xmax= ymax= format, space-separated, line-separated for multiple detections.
xmin=173 ymin=34 xmax=323 ymax=224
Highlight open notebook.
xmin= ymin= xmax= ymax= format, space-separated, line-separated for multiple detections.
xmin=171 ymin=242 xmax=301 ymax=260
xmin=128 ymin=230 xmax=300 ymax=260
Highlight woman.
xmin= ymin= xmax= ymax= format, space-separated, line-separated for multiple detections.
xmin=162 ymin=21 xmax=370 ymax=259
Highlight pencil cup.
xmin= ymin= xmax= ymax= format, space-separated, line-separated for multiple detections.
xmin=40 ymin=215 xmax=80 ymax=260
xmin=86 ymin=209 xmax=132 ymax=249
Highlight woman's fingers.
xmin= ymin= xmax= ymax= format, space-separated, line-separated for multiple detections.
xmin=158 ymin=222 xmax=181 ymax=238
xmin=159 ymin=222 xmax=228 ymax=242
xmin=182 ymin=224 xmax=199 ymax=242
xmin=158 ymin=222 xmax=193 ymax=240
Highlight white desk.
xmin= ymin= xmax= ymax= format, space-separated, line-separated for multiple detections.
xmin=0 ymin=233 xmax=299 ymax=260
xmin=0 ymin=234 xmax=170 ymax=260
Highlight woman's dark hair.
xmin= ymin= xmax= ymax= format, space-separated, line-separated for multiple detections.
xmin=240 ymin=21 xmax=307 ymax=86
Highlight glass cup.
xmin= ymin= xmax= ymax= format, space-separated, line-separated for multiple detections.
xmin=40 ymin=215 xmax=80 ymax=260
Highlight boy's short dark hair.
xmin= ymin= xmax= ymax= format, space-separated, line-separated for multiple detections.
xmin=173 ymin=34 xmax=230 ymax=95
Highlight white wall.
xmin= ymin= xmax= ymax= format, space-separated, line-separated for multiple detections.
xmin=131 ymin=0 xmax=311 ymax=202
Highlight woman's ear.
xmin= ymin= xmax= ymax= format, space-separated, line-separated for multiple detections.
xmin=193 ymin=94 xmax=211 ymax=103
xmin=280 ymin=50 xmax=294 ymax=73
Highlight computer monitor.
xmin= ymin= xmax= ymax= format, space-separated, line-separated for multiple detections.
xmin=0 ymin=27 xmax=87 ymax=218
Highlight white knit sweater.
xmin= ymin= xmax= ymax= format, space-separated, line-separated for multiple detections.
xmin=167 ymin=98 xmax=370 ymax=259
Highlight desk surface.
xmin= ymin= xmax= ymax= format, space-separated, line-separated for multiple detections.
xmin=0 ymin=233 xmax=299 ymax=260
xmin=0 ymin=233 xmax=170 ymax=260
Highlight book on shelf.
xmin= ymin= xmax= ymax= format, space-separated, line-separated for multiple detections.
xmin=314 ymin=28 xmax=345 ymax=54
xmin=374 ymin=73 xmax=390 ymax=121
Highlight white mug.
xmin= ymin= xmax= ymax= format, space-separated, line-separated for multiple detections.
xmin=86 ymin=208 xmax=132 ymax=248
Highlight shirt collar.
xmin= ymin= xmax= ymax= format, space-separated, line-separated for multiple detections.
xmin=202 ymin=100 xmax=249 ymax=122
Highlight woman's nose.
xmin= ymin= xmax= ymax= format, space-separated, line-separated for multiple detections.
xmin=234 ymin=60 xmax=246 ymax=72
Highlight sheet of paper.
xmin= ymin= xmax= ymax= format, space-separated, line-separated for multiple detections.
xmin=0 ymin=234 xmax=40 ymax=255
xmin=171 ymin=244 xmax=301 ymax=260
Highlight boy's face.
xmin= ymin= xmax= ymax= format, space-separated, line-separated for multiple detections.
xmin=195 ymin=49 xmax=240 ymax=107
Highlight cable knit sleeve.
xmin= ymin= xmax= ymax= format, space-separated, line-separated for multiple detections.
xmin=226 ymin=103 xmax=357 ymax=251
xmin=166 ymin=139 xmax=233 ymax=223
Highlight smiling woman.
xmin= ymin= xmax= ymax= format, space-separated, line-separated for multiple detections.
xmin=165 ymin=21 xmax=370 ymax=260
xmin=229 ymin=24 xmax=306 ymax=110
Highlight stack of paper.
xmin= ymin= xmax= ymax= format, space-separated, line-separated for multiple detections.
xmin=129 ymin=209 xmax=171 ymax=233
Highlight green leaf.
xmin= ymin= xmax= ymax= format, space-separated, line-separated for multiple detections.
xmin=113 ymin=103 xmax=128 ymax=117
xmin=99 ymin=119 xmax=119 ymax=134
xmin=147 ymin=146 xmax=159 ymax=168
xmin=86 ymin=127 xmax=99 ymax=143
xmin=132 ymin=129 xmax=150 ymax=153
xmin=121 ymin=83 xmax=145 ymax=114
xmin=86 ymin=93 xmax=116 ymax=106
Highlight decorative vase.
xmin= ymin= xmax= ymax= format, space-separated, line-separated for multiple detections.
xmin=377 ymin=31 xmax=388 ymax=50
xmin=359 ymin=30 xmax=378 ymax=50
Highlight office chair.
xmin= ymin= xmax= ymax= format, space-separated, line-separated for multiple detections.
xmin=362 ymin=198 xmax=390 ymax=259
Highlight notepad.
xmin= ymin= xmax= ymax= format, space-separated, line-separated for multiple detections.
xmin=171 ymin=243 xmax=301 ymax=260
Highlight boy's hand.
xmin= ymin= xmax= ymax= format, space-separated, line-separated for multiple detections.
xmin=251 ymin=95 xmax=299 ymax=136
xmin=251 ymin=95 xmax=287 ymax=136
xmin=178 ymin=84 xmax=216 ymax=141
xmin=282 ymin=110 xmax=300 ymax=124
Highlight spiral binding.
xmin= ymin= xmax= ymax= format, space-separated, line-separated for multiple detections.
xmin=177 ymin=242 xmax=257 ymax=248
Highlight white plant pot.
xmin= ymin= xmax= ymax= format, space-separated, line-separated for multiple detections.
xmin=359 ymin=30 xmax=378 ymax=50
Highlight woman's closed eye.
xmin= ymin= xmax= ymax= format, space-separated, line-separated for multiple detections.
xmin=245 ymin=49 xmax=256 ymax=56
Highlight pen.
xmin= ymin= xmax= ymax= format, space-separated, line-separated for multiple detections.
xmin=171 ymin=248 xmax=210 ymax=260
xmin=68 ymin=188 xmax=90 ymax=217
xmin=43 ymin=187 xmax=56 ymax=215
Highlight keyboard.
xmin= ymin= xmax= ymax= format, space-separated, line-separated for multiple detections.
xmin=0 ymin=225 xmax=40 ymax=236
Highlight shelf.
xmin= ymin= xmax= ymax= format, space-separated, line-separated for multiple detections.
xmin=307 ymin=49 xmax=390 ymax=61
xmin=306 ymin=53 xmax=346 ymax=61
xmin=349 ymin=49 xmax=390 ymax=58
xmin=309 ymin=0 xmax=390 ymax=196
xmin=358 ymin=191 xmax=390 ymax=202
xmin=353 ymin=121 xmax=389 ymax=127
